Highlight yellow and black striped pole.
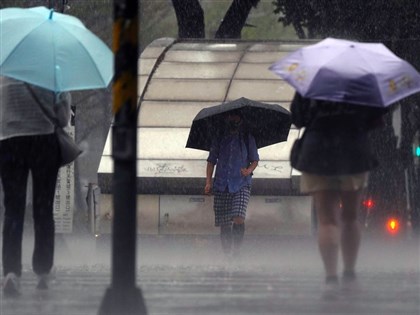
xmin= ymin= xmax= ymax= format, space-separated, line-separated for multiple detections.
xmin=99 ymin=0 xmax=147 ymax=314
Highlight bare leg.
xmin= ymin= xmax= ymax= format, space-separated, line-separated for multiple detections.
xmin=313 ymin=190 xmax=341 ymax=278
xmin=340 ymin=190 xmax=363 ymax=275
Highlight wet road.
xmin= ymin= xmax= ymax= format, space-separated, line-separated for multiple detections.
xmin=0 ymin=235 xmax=419 ymax=315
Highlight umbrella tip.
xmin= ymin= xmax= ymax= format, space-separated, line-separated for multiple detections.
xmin=49 ymin=9 xmax=54 ymax=20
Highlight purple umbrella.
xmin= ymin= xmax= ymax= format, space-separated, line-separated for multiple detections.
xmin=269 ymin=37 xmax=420 ymax=107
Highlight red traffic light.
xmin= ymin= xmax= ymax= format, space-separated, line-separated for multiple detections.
xmin=363 ymin=198 xmax=375 ymax=209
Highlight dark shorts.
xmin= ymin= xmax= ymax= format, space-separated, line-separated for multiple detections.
xmin=213 ymin=185 xmax=251 ymax=226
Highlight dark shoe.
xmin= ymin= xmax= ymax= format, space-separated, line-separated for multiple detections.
xmin=36 ymin=267 xmax=56 ymax=290
xmin=36 ymin=275 xmax=49 ymax=290
xmin=342 ymin=270 xmax=356 ymax=279
xmin=3 ymin=272 xmax=20 ymax=296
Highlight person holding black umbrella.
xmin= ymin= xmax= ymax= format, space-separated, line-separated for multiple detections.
xmin=187 ymin=97 xmax=290 ymax=257
xmin=204 ymin=111 xmax=259 ymax=258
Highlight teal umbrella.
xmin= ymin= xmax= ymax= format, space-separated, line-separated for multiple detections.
xmin=0 ymin=6 xmax=113 ymax=92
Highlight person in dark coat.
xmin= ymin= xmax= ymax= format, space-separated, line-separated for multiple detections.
xmin=0 ymin=76 xmax=71 ymax=296
xmin=205 ymin=111 xmax=259 ymax=258
xmin=290 ymin=92 xmax=388 ymax=298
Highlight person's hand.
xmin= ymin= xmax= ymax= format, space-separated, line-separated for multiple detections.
xmin=204 ymin=183 xmax=212 ymax=195
xmin=241 ymin=168 xmax=251 ymax=177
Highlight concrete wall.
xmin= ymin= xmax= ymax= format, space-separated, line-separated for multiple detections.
xmin=96 ymin=194 xmax=313 ymax=236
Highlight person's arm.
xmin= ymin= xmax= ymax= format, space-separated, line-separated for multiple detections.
xmin=205 ymin=138 xmax=219 ymax=194
xmin=241 ymin=134 xmax=259 ymax=177
xmin=205 ymin=162 xmax=215 ymax=195
xmin=241 ymin=160 xmax=258 ymax=177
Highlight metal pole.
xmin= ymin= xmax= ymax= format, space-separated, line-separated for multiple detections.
xmin=98 ymin=0 xmax=147 ymax=314
xmin=404 ymin=169 xmax=413 ymax=239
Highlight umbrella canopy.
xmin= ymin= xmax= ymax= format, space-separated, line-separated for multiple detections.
xmin=269 ymin=37 xmax=420 ymax=107
xmin=0 ymin=6 xmax=113 ymax=92
xmin=186 ymin=97 xmax=291 ymax=151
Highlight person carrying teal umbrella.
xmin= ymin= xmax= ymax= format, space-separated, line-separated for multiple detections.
xmin=0 ymin=6 xmax=113 ymax=296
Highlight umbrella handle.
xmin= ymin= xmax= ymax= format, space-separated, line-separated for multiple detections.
xmin=55 ymin=65 xmax=64 ymax=92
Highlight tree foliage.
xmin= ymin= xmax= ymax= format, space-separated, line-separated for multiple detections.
xmin=273 ymin=0 xmax=420 ymax=41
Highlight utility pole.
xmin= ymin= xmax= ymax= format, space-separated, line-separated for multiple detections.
xmin=98 ymin=0 xmax=147 ymax=314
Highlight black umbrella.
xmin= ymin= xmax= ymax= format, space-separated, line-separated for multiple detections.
xmin=186 ymin=97 xmax=292 ymax=151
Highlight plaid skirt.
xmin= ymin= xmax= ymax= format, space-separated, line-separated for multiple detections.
xmin=213 ymin=185 xmax=251 ymax=227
